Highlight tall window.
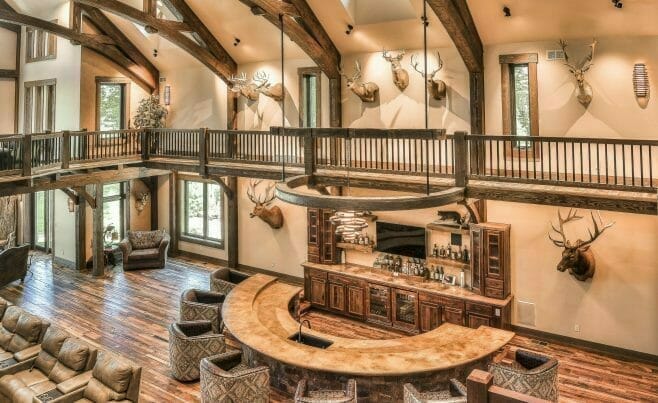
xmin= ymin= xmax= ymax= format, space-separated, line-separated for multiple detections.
xmin=96 ymin=77 xmax=130 ymax=131
xmin=298 ymin=67 xmax=321 ymax=128
xmin=500 ymin=54 xmax=538 ymax=153
xmin=26 ymin=25 xmax=57 ymax=63
xmin=24 ymin=79 xmax=56 ymax=134
xmin=181 ymin=179 xmax=223 ymax=247
xmin=33 ymin=191 xmax=49 ymax=250
xmin=103 ymin=183 xmax=126 ymax=241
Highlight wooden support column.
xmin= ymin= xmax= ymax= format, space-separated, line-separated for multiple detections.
xmin=168 ymin=172 xmax=178 ymax=256
xmin=22 ymin=135 xmax=31 ymax=177
xmin=226 ymin=176 xmax=238 ymax=269
xmin=466 ymin=369 xmax=493 ymax=403
xmin=454 ymin=131 xmax=468 ymax=188
xmin=91 ymin=184 xmax=104 ymax=277
xmin=149 ymin=176 xmax=158 ymax=230
xmin=76 ymin=196 xmax=87 ymax=270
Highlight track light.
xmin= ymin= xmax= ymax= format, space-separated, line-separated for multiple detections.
xmin=420 ymin=16 xmax=429 ymax=27
xmin=153 ymin=49 xmax=158 ymax=58
xmin=233 ymin=37 xmax=241 ymax=47
xmin=345 ymin=24 xmax=354 ymax=35
xmin=503 ymin=6 xmax=511 ymax=17
xmin=250 ymin=5 xmax=266 ymax=16
xmin=612 ymin=0 xmax=623 ymax=8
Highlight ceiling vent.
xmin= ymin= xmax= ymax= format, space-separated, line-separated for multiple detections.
xmin=546 ymin=50 xmax=565 ymax=61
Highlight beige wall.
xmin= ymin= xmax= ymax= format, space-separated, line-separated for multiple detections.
xmin=0 ymin=27 xmax=17 ymax=133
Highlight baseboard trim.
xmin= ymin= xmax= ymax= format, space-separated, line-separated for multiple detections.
xmin=510 ymin=325 xmax=658 ymax=366
xmin=173 ymin=251 xmax=304 ymax=286
xmin=52 ymin=256 xmax=75 ymax=269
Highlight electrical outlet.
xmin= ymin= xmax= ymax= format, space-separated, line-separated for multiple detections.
xmin=574 ymin=324 xmax=580 ymax=332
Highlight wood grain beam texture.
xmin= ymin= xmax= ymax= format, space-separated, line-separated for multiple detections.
xmin=74 ymin=0 xmax=237 ymax=84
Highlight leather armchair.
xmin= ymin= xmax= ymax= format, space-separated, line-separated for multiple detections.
xmin=403 ymin=379 xmax=467 ymax=403
xmin=200 ymin=350 xmax=270 ymax=403
xmin=209 ymin=268 xmax=251 ymax=295
xmin=180 ymin=289 xmax=225 ymax=333
xmin=489 ymin=347 xmax=559 ymax=402
xmin=294 ymin=378 xmax=357 ymax=403
xmin=168 ymin=321 xmax=227 ymax=382
xmin=0 ymin=306 xmax=50 ymax=376
xmin=118 ymin=230 xmax=170 ymax=270
xmin=0 ymin=244 xmax=30 ymax=288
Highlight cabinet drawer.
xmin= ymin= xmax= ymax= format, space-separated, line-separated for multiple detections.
xmin=485 ymin=277 xmax=503 ymax=289
xmin=307 ymin=268 xmax=327 ymax=279
xmin=328 ymin=273 xmax=363 ymax=287
xmin=485 ymin=287 xmax=504 ymax=299
xmin=465 ymin=302 xmax=493 ymax=317
xmin=307 ymin=254 xmax=320 ymax=263
xmin=420 ymin=293 xmax=464 ymax=310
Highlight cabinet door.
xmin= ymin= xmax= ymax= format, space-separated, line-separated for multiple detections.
xmin=485 ymin=231 xmax=502 ymax=279
xmin=321 ymin=210 xmax=338 ymax=264
xmin=307 ymin=209 xmax=321 ymax=262
xmin=346 ymin=285 xmax=365 ymax=318
xmin=392 ymin=288 xmax=419 ymax=332
xmin=470 ymin=225 xmax=484 ymax=295
xmin=328 ymin=283 xmax=346 ymax=312
xmin=419 ymin=302 xmax=442 ymax=332
xmin=443 ymin=307 xmax=464 ymax=326
xmin=366 ymin=284 xmax=391 ymax=325
xmin=309 ymin=277 xmax=327 ymax=307
xmin=467 ymin=313 xmax=492 ymax=329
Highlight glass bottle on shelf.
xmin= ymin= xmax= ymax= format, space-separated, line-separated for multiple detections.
xmin=432 ymin=244 xmax=438 ymax=257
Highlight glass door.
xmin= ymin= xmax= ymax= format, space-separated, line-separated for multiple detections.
xmin=392 ymin=288 xmax=419 ymax=332
xmin=33 ymin=191 xmax=49 ymax=251
xmin=366 ymin=284 xmax=391 ymax=325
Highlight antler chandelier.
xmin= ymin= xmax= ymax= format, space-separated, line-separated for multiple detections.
xmin=330 ymin=210 xmax=370 ymax=241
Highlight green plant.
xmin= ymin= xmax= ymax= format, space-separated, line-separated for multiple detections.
xmin=133 ymin=95 xmax=168 ymax=129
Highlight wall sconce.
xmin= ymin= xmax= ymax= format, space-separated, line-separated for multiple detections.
xmin=633 ymin=63 xmax=649 ymax=108
xmin=164 ymin=85 xmax=171 ymax=106
xmin=67 ymin=198 xmax=76 ymax=213
xmin=135 ymin=191 xmax=150 ymax=214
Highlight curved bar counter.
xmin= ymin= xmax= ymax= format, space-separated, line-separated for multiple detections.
xmin=223 ymin=274 xmax=514 ymax=401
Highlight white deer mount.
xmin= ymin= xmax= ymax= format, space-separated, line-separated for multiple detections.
xmin=229 ymin=71 xmax=284 ymax=102
xmin=411 ymin=52 xmax=447 ymax=101
xmin=135 ymin=191 xmax=150 ymax=214
xmin=382 ymin=49 xmax=409 ymax=91
xmin=339 ymin=61 xmax=379 ymax=103
xmin=559 ymin=39 xmax=597 ymax=107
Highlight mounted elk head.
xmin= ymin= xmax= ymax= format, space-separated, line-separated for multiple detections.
xmin=229 ymin=73 xmax=263 ymax=101
xmin=382 ymin=49 xmax=409 ymax=91
xmin=253 ymin=71 xmax=284 ymax=102
xmin=247 ymin=180 xmax=284 ymax=229
xmin=339 ymin=61 xmax=379 ymax=103
xmin=411 ymin=52 xmax=447 ymax=100
xmin=548 ymin=209 xmax=614 ymax=281
xmin=559 ymin=39 xmax=597 ymax=107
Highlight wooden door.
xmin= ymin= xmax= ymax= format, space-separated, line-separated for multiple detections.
xmin=321 ymin=209 xmax=338 ymax=264
xmin=467 ymin=313 xmax=492 ymax=329
xmin=309 ymin=277 xmax=327 ymax=307
xmin=307 ymin=208 xmax=321 ymax=263
xmin=470 ymin=225 xmax=484 ymax=295
xmin=365 ymin=283 xmax=391 ymax=325
xmin=392 ymin=288 xmax=419 ymax=332
xmin=346 ymin=285 xmax=365 ymax=318
xmin=328 ymin=282 xmax=346 ymax=312
xmin=485 ymin=231 xmax=502 ymax=279
xmin=419 ymin=302 xmax=442 ymax=332
xmin=443 ymin=307 xmax=464 ymax=326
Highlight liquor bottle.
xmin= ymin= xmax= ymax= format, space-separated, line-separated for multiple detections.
xmin=460 ymin=268 xmax=466 ymax=288
xmin=447 ymin=244 xmax=453 ymax=259
xmin=439 ymin=245 xmax=445 ymax=258
xmin=433 ymin=243 xmax=438 ymax=257
xmin=462 ymin=246 xmax=469 ymax=262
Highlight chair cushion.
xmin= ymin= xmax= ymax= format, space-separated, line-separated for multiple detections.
xmin=92 ymin=352 xmax=134 ymax=395
xmin=83 ymin=378 xmax=126 ymax=401
xmin=35 ymin=327 xmax=70 ymax=375
xmin=11 ymin=369 xmax=49 ymax=387
xmin=2 ymin=306 xmax=22 ymax=333
xmin=128 ymin=230 xmax=163 ymax=250
xmin=0 ymin=298 xmax=10 ymax=320
xmin=49 ymin=339 xmax=90 ymax=384
xmin=128 ymin=248 xmax=159 ymax=261
xmin=14 ymin=313 xmax=42 ymax=343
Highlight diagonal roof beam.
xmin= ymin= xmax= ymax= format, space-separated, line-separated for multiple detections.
xmin=74 ymin=0 xmax=237 ymax=84
xmin=239 ymin=0 xmax=341 ymax=79
xmin=78 ymin=4 xmax=159 ymax=93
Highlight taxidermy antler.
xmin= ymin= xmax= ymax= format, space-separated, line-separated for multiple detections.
xmin=247 ymin=180 xmax=284 ymax=229
xmin=559 ymin=39 xmax=597 ymax=107
xmin=548 ymin=209 xmax=614 ymax=281
xmin=411 ymin=52 xmax=447 ymax=100
xmin=382 ymin=49 xmax=409 ymax=91
xmin=253 ymin=71 xmax=284 ymax=102
xmin=339 ymin=61 xmax=379 ymax=103
xmin=229 ymin=72 xmax=280 ymax=102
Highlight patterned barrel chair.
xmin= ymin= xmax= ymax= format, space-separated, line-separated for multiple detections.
xmin=179 ymin=289 xmax=226 ymax=333
xmin=168 ymin=321 xmax=227 ymax=382
xmin=294 ymin=378 xmax=357 ymax=403
xmin=209 ymin=268 xmax=251 ymax=295
xmin=489 ymin=347 xmax=559 ymax=402
xmin=200 ymin=350 xmax=270 ymax=403
xmin=403 ymin=379 xmax=467 ymax=403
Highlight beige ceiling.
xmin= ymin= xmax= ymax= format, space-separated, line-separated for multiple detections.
xmin=468 ymin=0 xmax=658 ymax=45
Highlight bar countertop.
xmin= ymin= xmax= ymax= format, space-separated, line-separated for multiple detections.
xmin=222 ymin=274 xmax=515 ymax=376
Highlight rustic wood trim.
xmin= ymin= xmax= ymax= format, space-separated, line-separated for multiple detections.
xmin=95 ymin=77 xmax=131 ymax=131
xmin=298 ymin=67 xmax=322 ymax=128
xmin=60 ymin=188 xmax=79 ymax=204
xmin=499 ymin=53 xmax=538 ymax=65
xmin=148 ymin=176 xmax=158 ymax=230
xmin=0 ymin=69 xmax=18 ymax=78
xmin=91 ymin=183 xmax=104 ymax=276
xmin=13 ymin=26 xmax=20 ymax=133
xmin=75 ymin=186 xmax=97 ymax=209
xmin=144 ymin=0 xmax=157 ymax=16
xmin=75 ymin=195 xmax=86 ymax=270
xmin=168 ymin=171 xmax=178 ymax=255
xmin=226 ymin=176 xmax=237 ymax=268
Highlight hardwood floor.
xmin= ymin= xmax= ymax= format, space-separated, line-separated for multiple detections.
xmin=0 ymin=254 xmax=655 ymax=402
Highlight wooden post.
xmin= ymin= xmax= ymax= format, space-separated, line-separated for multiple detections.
xmin=304 ymin=131 xmax=315 ymax=175
xmin=467 ymin=369 xmax=493 ymax=403
xmin=226 ymin=130 xmax=236 ymax=159
xmin=61 ymin=130 xmax=70 ymax=169
xmin=150 ymin=176 xmax=158 ymax=230
xmin=141 ymin=129 xmax=150 ymax=160
xmin=227 ymin=176 xmax=238 ymax=269
xmin=199 ymin=127 xmax=208 ymax=177
xmin=75 ymin=195 xmax=86 ymax=270
xmin=91 ymin=183 xmax=104 ymax=277
xmin=454 ymin=131 xmax=468 ymax=188
xmin=22 ymin=134 xmax=32 ymax=177
xmin=168 ymin=172 xmax=178 ymax=256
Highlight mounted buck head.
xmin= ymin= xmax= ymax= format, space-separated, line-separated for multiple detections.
xmin=559 ymin=39 xmax=597 ymax=107
xmin=382 ymin=49 xmax=409 ymax=91
xmin=229 ymin=72 xmax=270 ymax=102
xmin=411 ymin=52 xmax=447 ymax=100
xmin=548 ymin=209 xmax=614 ymax=281
xmin=253 ymin=71 xmax=284 ymax=102
xmin=339 ymin=61 xmax=379 ymax=103
xmin=247 ymin=180 xmax=284 ymax=229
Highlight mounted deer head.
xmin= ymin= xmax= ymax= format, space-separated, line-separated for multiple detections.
xmin=382 ymin=49 xmax=409 ymax=91
xmin=247 ymin=180 xmax=284 ymax=229
xmin=559 ymin=39 xmax=597 ymax=107
xmin=411 ymin=52 xmax=447 ymax=100
xmin=253 ymin=71 xmax=284 ymax=102
xmin=548 ymin=209 xmax=614 ymax=281
xmin=339 ymin=61 xmax=379 ymax=103
xmin=228 ymin=72 xmax=269 ymax=102
xmin=135 ymin=191 xmax=150 ymax=214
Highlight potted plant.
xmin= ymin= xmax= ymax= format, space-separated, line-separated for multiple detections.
xmin=133 ymin=95 xmax=168 ymax=153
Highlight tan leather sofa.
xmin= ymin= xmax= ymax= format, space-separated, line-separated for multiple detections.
xmin=0 ymin=326 xmax=96 ymax=403
xmin=0 ymin=305 xmax=50 ymax=375
xmin=118 ymin=230 xmax=170 ymax=270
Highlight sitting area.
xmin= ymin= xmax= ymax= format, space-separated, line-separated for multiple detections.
xmin=180 ymin=289 xmax=226 ymax=333
xmin=200 ymin=350 xmax=270 ymax=403
xmin=0 ymin=304 xmax=50 ymax=373
xmin=118 ymin=230 xmax=170 ymax=270
xmin=168 ymin=320 xmax=227 ymax=382
xmin=0 ymin=244 xmax=29 ymax=288
xmin=489 ymin=347 xmax=559 ymax=402
xmin=294 ymin=378 xmax=357 ymax=403
xmin=209 ymin=268 xmax=251 ymax=295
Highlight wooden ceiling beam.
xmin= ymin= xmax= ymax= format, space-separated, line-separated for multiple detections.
xmin=0 ymin=69 xmax=18 ymax=79
xmin=74 ymin=0 xmax=237 ymax=83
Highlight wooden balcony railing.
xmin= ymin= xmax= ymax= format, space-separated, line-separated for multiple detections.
xmin=0 ymin=128 xmax=656 ymax=195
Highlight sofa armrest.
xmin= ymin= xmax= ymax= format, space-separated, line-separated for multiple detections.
xmin=56 ymin=370 xmax=93 ymax=394
xmin=14 ymin=344 xmax=41 ymax=362
xmin=0 ymin=356 xmax=36 ymax=378
xmin=44 ymin=388 xmax=84 ymax=403
xmin=158 ymin=234 xmax=170 ymax=254
xmin=118 ymin=239 xmax=132 ymax=260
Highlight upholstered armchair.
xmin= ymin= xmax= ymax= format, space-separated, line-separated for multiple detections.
xmin=294 ymin=378 xmax=357 ymax=403
xmin=118 ymin=230 xmax=170 ymax=270
xmin=0 ymin=305 xmax=50 ymax=376
xmin=168 ymin=321 xmax=227 ymax=382
xmin=0 ymin=244 xmax=30 ymax=288
xmin=489 ymin=347 xmax=559 ymax=402
xmin=403 ymin=379 xmax=467 ymax=403
xmin=180 ymin=289 xmax=226 ymax=333
xmin=209 ymin=267 xmax=251 ymax=295
xmin=200 ymin=350 xmax=270 ymax=403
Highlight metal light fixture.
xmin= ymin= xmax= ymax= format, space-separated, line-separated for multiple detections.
xmin=633 ymin=63 xmax=649 ymax=108
xmin=330 ymin=211 xmax=370 ymax=242
xmin=163 ymin=85 xmax=171 ymax=106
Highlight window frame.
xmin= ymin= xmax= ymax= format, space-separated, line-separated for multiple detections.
xmin=102 ymin=182 xmax=128 ymax=240
xmin=24 ymin=79 xmax=56 ymax=134
xmin=95 ymin=77 xmax=131 ymax=133
xmin=298 ymin=67 xmax=322 ymax=128
xmin=26 ymin=24 xmax=57 ymax=63
xmin=500 ymin=53 xmax=539 ymax=158
xmin=179 ymin=176 xmax=225 ymax=249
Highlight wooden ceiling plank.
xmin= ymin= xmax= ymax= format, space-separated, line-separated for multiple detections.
xmin=0 ymin=69 xmax=18 ymax=79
